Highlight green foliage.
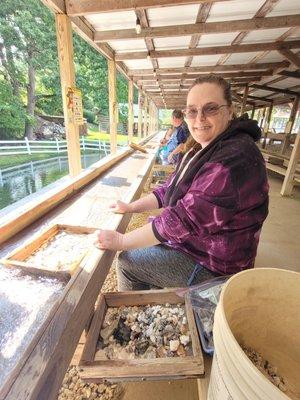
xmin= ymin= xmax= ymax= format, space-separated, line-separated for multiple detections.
xmin=83 ymin=109 xmax=96 ymax=124
xmin=0 ymin=0 xmax=137 ymax=139
xmin=0 ymin=80 xmax=26 ymax=139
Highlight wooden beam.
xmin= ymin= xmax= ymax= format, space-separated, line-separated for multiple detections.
xmin=278 ymin=48 xmax=300 ymax=68
xmin=128 ymin=80 xmax=134 ymax=142
xmin=280 ymin=129 xmax=300 ymax=196
xmin=66 ymin=0 xmax=228 ymax=15
xmin=55 ymin=14 xmax=81 ymax=177
xmin=241 ymin=84 xmax=249 ymax=115
xmin=133 ymin=71 xmax=271 ymax=80
xmin=128 ymin=61 xmax=290 ymax=76
xmin=262 ymin=101 xmax=273 ymax=148
xmin=281 ymin=96 xmax=299 ymax=154
xmin=94 ymin=15 xmax=300 ymax=42
xmin=278 ymin=70 xmax=300 ymax=79
xmin=247 ymin=94 xmax=273 ymax=103
xmin=138 ymin=91 xmax=143 ymax=139
xmin=143 ymin=96 xmax=149 ymax=137
xmin=108 ymin=59 xmax=117 ymax=153
xmin=116 ymin=40 xmax=300 ymax=60
xmin=251 ymin=83 xmax=299 ymax=96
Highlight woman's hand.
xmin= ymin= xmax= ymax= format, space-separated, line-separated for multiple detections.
xmin=109 ymin=200 xmax=132 ymax=214
xmin=94 ymin=229 xmax=124 ymax=250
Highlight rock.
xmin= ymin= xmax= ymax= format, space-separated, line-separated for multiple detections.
xmin=180 ymin=335 xmax=190 ymax=346
xmin=176 ymin=344 xmax=186 ymax=357
xmin=170 ymin=340 xmax=180 ymax=352
xmin=113 ymin=318 xmax=132 ymax=345
xmin=100 ymin=318 xmax=119 ymax=342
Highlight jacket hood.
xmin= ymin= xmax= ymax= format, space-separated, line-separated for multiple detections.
xmin=228 ymin=114 xmax=262 ymax=142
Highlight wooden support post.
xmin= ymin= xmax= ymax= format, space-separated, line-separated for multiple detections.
xmin=259 ymin=107 xmax=266 ymax=129
xmin=251 ymin=105 xmax=255 ymax=120
xmin=128 ymin=80 xmax=134 ymax=143
xmin=138 ymin=91 xmax=143 ymax=140
xmin=280 ymin=129 xmax=300 ymax=196
xmin=240 ymin=84 xmax=249 ymax=116
xmin=55 ymin=14 xmax=81 ymax=177
xmin=262 ymin=102 xmax=273 ymax=149
xmin=108 ymin=59 xmax=117 ymax=153
xmin=281 ymin=96 xmax=299 ymax=155
xmin=143 ymin=96 xmax=148 ymax=138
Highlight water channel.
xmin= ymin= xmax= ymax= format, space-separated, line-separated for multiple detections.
xmin=0 ymin=151 xmax=106 ymax=211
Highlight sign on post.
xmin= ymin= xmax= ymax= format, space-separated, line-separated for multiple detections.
xmin=66 ymin=87 xmax=84 ymax=125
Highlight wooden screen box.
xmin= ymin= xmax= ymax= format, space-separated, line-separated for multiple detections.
xmin=79 ymin=288 xmax=204 ymax=383
xmin=1 ymin=224 xmax=97 ymax=282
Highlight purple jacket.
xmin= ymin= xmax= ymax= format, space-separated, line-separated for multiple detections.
xmin=152 ymin=117 xmax=269 ymax=275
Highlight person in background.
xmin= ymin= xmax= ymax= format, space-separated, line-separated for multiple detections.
xmin=158 ymin=109 xmax=190 ymax=165
xmin=95 ymin=74 xmax=269 ymax=291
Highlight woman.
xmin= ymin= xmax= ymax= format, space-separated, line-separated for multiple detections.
xmin=95 ymin=75 xmax=269 ymax=291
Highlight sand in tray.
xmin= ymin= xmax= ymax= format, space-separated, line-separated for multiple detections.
xmin=25 ymin=231 xmax=94 ymax=272
xmin=0 ymin=266 xmax=65 ymax=387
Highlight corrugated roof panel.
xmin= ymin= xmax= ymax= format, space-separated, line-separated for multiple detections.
xmin=225 ymin=52 xmax=257 ymax=64
xmin=207 ymin=0 xmax=266 ymax=22
xmin=124 ymin=59 xmax=154 ymax=69
xmin=197 ymin=32 xmax=238 ymax=47
xmin=271 ymin=78 xmax=300 ymax=89
xmin=153 ymin=36 xmax=191 ymax=50
xmin=191 ymin=54 xmax=224 ymax=66
xmin=257 ymin=51 xmax=286 ymax=63
xmin=107 ymin=39 xmax=147 ymax=52
xmin=242 ymin=28 xmax=291 ymax=44
xmin=86 ymin=11 xmax=136 ymax=31
xmin=251 ymin=89 xmax=274 ymax=96
xmin=158 ymin=57 xmax=186 ymax=68
xmin=268 ymin=0 xmax=300 ymax=17
xmin=147 ymin=4 xmax=199 ymax=27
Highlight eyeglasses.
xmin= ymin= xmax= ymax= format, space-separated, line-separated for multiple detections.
xmin=183 ymin=103 xmax=228 ymax=119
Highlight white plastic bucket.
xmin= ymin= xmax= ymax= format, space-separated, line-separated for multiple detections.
xmin=208 ymin=268 xmax=300 ymax=400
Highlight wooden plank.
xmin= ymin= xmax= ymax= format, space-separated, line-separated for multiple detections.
xmin=79 ymin=357 xmax=204 ymax=382
xmin=138 ymin=91 xmax=143 ymax=140
xmin=55 ymin=14 xmax=81 ymax=177
xmin=184 ymin=296 xmax=202 ymax=359
xmin=108 ymin=59 xmax=117 ymax=154
xmin=143 ymin=96 xmax=149 ymax=138
xmin=94 ymin=15 xmax=300 ymax=41
xmin=80 ymin=294 xmax=107 ymax=364
xmin=134 ymin=71 xmax=271 ymax=80
xmin=3 ymin=149 xmax=158 ymax=400
xmin=128 ymin=61 xmax=290 ymax=75
xmin=281 ymin=96 xmax=299 ymax=154
xmin=281 ymin=130 xmax=300 ymax=196
xmin=128 ymin=80 xmax=134 ymax=143
xmin=66 ymin=0 xmax=230 ymax=16
xmin=129 ymin=142 xmax=148 ymax=153
xmin=278 ymin=48 xmax=300 ymax=68
xmin=104 ymin=288 xmax=183 ymax=307
xmin=115 ymin=40 xmax=300 ymax=60
xmin=241 ymin=84 xmax=249 ymax=115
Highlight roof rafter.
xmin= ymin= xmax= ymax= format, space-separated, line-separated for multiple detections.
xmin=116 ymin=40 xmax=300 ymax=60
xmin=94 ymin=15 xmax=300 ymax=41
xmin=250 ymin=83 xmax=299 ymax=96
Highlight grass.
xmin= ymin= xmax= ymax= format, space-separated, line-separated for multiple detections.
xmin=86 ymin=124 xmax=138 ymax=144
xmin=0 ymin=153 xmax=61 ymax=169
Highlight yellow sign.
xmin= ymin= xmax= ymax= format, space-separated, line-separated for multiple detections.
xmin=66 ymin=87 xmax=84 ymax=125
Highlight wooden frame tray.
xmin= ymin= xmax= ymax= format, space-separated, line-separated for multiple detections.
xmin=79 ymin=288 xmax=204 ymax=383
xmin=1 ymin=224 xmax=97 ymax=282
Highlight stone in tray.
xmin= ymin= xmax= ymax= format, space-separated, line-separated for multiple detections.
xmin=25 ymin=231 xmax=94 ymax=272
xmin=96 ymin=303 xmax=192 ymax=360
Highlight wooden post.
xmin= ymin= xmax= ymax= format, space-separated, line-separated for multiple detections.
xmin=143 ymin=96 xmax=148 ymax=138
xmin=108 ymin=59 xmax=117 ymax=153
xmin=251 ymin=105 xmax=255 ymax=120
xmin=55 ymin=14 xmax=81 ymax=177
xmin=280 ymin=129 xmax=300 ymax=196
xmin=262 ymin=102 xmax=273 ymax=149
xmin=138 ymin=91 xmax=143 ymax=140
xmin=281 ymin=96 xmax=299 ymax=155
xmin=240 ymin=84 xmax=249 ymax=116
xmin=259 ymin=107 xmax=266 ymax=129
xmin=128 ymin=80 xmax=134 ymax=143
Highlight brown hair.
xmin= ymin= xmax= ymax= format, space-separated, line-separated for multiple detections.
xmin=183 ymin=74 xmax=233 ymax=154
xmin=188 ymin=74 xmax=233 ymax=106
xmin=172 ymin=109 xmax=184 ymax=119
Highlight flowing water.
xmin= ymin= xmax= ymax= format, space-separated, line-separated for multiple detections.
xmin=0 ymin=152 xmax=106 ymax=210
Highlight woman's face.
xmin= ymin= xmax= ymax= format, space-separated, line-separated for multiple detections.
xmin=186 ymin=83 xmax=233 ymax=147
